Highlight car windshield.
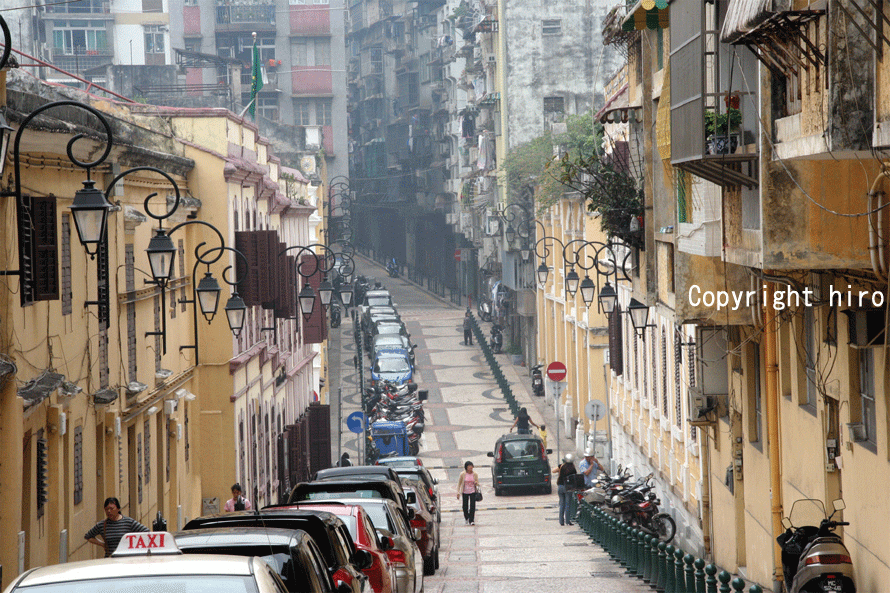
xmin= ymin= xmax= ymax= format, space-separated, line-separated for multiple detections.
xmin=376 ymin=324 xmax=403 ymax=335
xmin=368 ymin=297 xmax=391 ymax=307
xmin=181 ymin=547 xmax=309 ymax=592
xmin=375 ymin=337 xmax=406 ymax=348
xmin=376 ymin=357 xmax=410 ymax=373
xmin=337 ymin=515 xmax=358 ymax=541
xmin=502 ymin=440 xmax=541 ymax=460
xmin=17 ymin=576 xmax=259 ymax=593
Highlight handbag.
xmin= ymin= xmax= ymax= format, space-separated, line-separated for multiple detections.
xmin=474 ymin=487 xmax=483 ymax=502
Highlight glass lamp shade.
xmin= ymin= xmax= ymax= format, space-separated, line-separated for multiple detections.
xmin=628 ymin=297 xmax=650 ymax=333
xmin=520 ymin=248 xmax=531 ymax=262
xmin=298 ymin=283 xmax=316 ymax=318
xmin=146 ymin=229 xmax=177 ymax=286
xmin=70 ymin=179 xmax=112 ymax=258
xmin=318 ymin=277 xmax=334 ymax=306
xmin=537 ymin=262 xmax=549 ymax=285
xmin=565 ymin=269 xmax=580 ymax=296
xmin=0 ymin=111 xmax=14 ymax=182
xmin=505 ymin=224 xmax=516 ymax=244
xmin=579 ymin=275 xmax=596 ymax=306
xmin=339 ymin=285 xmax=354 ymax=306
xmin=598 ymin=281 xmax=618 ymax=314
xmin=224 ymin=293 xmax=246 ymax=336
xmin=196 ymin=272 xmax=222 ymax=322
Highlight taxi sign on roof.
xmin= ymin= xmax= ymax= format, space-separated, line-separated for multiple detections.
xmin=111 ymin=532 xmax=181 ymax=557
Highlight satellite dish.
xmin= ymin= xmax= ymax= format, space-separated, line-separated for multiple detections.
xmin=300 ymin=155 xmax=316 ymax=175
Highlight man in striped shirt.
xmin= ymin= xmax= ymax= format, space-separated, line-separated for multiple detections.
xmin=84 ymin=497 xmax=149 ymax=557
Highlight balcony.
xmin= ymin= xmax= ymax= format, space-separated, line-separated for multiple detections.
xmin=215 ymin=4 xmax=275 ymax=29
xmin=50 ymin=46 xmax=113 ymax=73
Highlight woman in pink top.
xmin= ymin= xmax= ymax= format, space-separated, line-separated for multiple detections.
xmin=456 ymin=461 xmax=480 ymax=525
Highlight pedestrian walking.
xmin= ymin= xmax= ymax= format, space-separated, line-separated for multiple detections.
xmin=338 ymin=452 xmax=352 ymax=467
xmin=462 ymin=310 xmax=473 ymax=345
xmin=456 ymin=460 xmax=480 ymax=525
xmin=84 ymin=497 xmax=149 ymax=557
xmin=224 ymin=483 xmax=253 ymax=511
xmin=509 ymin=407 xmax=539 ymax=435
xmin=553 ymin=454 xmax=578 ymax=525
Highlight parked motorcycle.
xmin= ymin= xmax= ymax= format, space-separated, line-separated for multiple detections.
xmin=386 ymin=258 xmax=399 ymax=278
xmin=531 ymin=364 xmax=544 ymax=397
xmin=478 ymin=300 xmax=492 ymax=322
xmin=607 ymin=473 xmax=676 ymax=543
xmin=777 ymin=498 xmax=854 ymax=593
xmin=490 ymin=324 xmax=503 ymax=354
xmin=330 ymin=303 xmax=341 ymax=328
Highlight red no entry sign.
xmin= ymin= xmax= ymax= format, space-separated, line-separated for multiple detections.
xmin=546 ymin=361 xmax=567 ymax=382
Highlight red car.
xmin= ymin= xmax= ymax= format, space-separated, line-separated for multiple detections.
xmin=403 ymin=481 xmax=439 ymax=576
xmin=289 ymin=503 xmax=397 ymax=593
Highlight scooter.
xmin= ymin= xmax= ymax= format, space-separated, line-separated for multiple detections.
xmin=777 ymin=499 xmax=855 ymax=593
xmin=386 ymin=258 xmax=399 ymax=278
xmin=330 ymin=303 xmax=341 ymax=328
xmin=478 ymin=300 xmax=492 ymax=322
xmin=531 ymin=364 xmax=544 ymax=397
xmin=490 ymin=324 xmax=503 ymax=354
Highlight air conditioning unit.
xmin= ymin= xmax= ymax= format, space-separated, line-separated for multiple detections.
xmin=689 ymin=327 xmax=730 ymax=420
xmin=843 ymin=309 xmax=886 ymax=348
xmin=164 ymin=400 xmax=177 ymax=416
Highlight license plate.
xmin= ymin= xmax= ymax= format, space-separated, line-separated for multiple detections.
xmin=517 ymin=470 xmax=528 ymax=477
xmin=821 ymin=578 xmax=841 ymax=592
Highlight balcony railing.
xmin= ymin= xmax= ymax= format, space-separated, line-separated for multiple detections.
xmin=215 ymin=4 xmax=275 ymax=26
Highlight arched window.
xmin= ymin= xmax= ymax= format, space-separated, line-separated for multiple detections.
xmin=675 ymin=330 xmax=683 ymax=429
xmin=661 ymin=328 xmax=668 ymax=417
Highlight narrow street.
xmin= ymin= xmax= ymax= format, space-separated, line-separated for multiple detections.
xmin=330 ymin=257 xmax=651 ymax=593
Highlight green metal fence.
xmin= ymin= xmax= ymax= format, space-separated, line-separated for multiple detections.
xmin=468 ymin=313 xmax=520 ymax=418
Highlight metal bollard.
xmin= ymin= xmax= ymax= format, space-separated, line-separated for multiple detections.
xmin=664 ymin=545 xmax=675 ymax=593
xmin=651 ymin=537 xmax=662 ymax=589
xmin=637 ymin=530 xmax=649 ymax=582
xmin=655 ymin=542 xmax=667 ymax=591
xmin=730 ymin=578 xmax=746 ymax=593
xmin=674 ymin=547 xmax=686 ymax=593
xmin=705 ymin=564 xmax=718 ymax=593
xmin=684 ymin=554 xmax=695 ymax=593
xmin=640 ymin=534 xmax=653 ymax=583
xmin=717 ymin=571 xmax=731 ymax=593
xmin=747 ymin=585 xmax=763 ymax=593
xmin=625 ymin=525 xmax=637 ymax=574
xmin=694 ymin=558 xmax=706 ymax=593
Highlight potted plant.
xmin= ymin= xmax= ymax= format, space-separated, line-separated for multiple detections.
xmin=505 ymin=343 xmax=523 ymax=365
xmin=705 ymin=107 xmax=742 ymax=155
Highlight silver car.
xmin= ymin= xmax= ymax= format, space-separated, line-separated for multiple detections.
xmin=1 ymin=531 xmax=290 ymax=593
xmin=333 ymin=498 xmax=423 ymax=593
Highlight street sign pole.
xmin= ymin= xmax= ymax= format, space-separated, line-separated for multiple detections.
xmin=548 ymin=379 xmax=565 ymax=466
xmin=337 ymin=387 xmax=342 ymax=463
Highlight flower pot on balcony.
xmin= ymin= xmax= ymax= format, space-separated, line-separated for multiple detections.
xmin=707 ymin=133 xmax=740 ymax=155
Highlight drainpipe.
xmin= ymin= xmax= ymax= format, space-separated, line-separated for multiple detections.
xmin=700 ymin=429 xmax=712 ymax=557
xmin=763 ymin=280 xmax=784 ymax=588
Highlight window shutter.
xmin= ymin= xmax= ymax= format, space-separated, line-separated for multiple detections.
xmin=32 ymin=195 xmax=60 ymax=301
xmin=259 ymin=231 xmax=278 ymax=307
xmin=608 ymin=305 xmax=624 ymax=376
xmin=307 ymin=403 xmax=331 ymax=474
xmin=275 ymin=252 xmax=297 ymax=319
xmin=300 ymin=253 xmax=327 ymax=344
xmin=235 ymin=231 xmax=259 ymax=306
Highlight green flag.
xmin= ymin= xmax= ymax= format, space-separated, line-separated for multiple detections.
xmin=249 ymin=40 xmax=263 ymax=119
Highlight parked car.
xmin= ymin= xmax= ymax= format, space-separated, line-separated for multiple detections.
xmin=288 ymin=479 xmax=409 ymax=516
xmin=315 ymin=465 xmax=404 ymax=486
xmin=0 ymin=531 xmax=291 ymax=593
xmin=325 ymin=497 xmax=423 ymax=593
xmin=370 ymin=321 xmax=410 ymax=341
xmin=359 ymin=291 xmax=393 ymax=317
xmin=403 ymin=480 xmax=440 ymax=575
xmin=362 ymin=306 xmax=400 ymax=334
xmin=288 ymin=503 xmax=398 ymax=593
xmin=182 ymin=510 xmax=370 ymax=593
xmin=487 ymin=432 xmax=553 ymax=495
xmin=375 ymin=460 xmax=439 ymax=524
xmin=371 ymin=334 xmax=417 ymax=366
xmin=371 ymin=348 xmax=413 ymax=385
xmin=174 ymin=526 xmax=350 ymax=592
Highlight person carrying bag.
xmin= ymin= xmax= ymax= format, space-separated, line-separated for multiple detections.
xmin=456 ymin=460 xmax=480 ymax=525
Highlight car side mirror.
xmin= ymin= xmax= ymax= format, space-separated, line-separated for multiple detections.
xmin=832 ymin=499 xmax=846 ymax=512
xmin=406 ymin=492 xmax=417 ymax=505
xmin=432 ymin=478 xmax=438 ymax=485
xmin=379 ymin=535 xmax=394 ymax=550
xmin=335 ymin=581 xmax=353 ymax=593
xmin=487 ymin=451 xmax=494 ymax=457
xmin=782 ymin=517 xmax=792 ymax=530
xmin=412 ymin=527 xmax=423 ymax=541
xmin=406 ymin=507 xmax=416 ymax=520
xmin=545 ymin=449 xmax=553 ymax=454
xmin=418 ymin=390 xmax=428 ymax=401
xmin=352 ymin=549 xmax=373 ymax=570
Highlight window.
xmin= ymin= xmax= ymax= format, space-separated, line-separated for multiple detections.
xmin=543 ymin=96 xmax=564 ymax=120
xmin=144 ymin=419 xmax=151 ymax=484
xmin=61 ymin=215 xmax=72 ymax=315
xmin=314 ymin=0 xmax=330 ymax=4
xmin=751 ymin=343 xmax=762 ymax=444
xmin=656 ymin=26 xmax=664 ymax=70
xmin=859 ymin=349 xmax=876 ymax=444
xmin=420 ymin=53 xmax=431 ymax=82
xmin=74 ymin=426 xmax=83 ymax=505
xmin=185 ymin=406 xmax=190 ymax=463
xmin=633 ymin=331 xmax=639 ymax=390
xmin=257 ymin=96 xmax=279 ymax=121
xmin=53 ymin=21 xmax=108 ymax=54
xmin=688 ymin=338 xmax=697 ymax=442
xmin=313 ymin=39 xmax=331 ymax=66
xmin=144 ymin=25 xmax=165 ymax=53
xmin=542 ymin=19 xmax=562 ymax=35
xmin=661 ymin=329 xmax=668 ymax=417
xmin=677 ymin=169 xmax=690 ymax=223
xmin=650 ymin=328 xmax=657 ymax=406
xmin=317 ymin=100 xmax=332 ymax=125
xmin=292 ymin=39 xmax=308 ymax=66
xmin=137 ymin=432 xmax=143 ymax=503
xmin=674 ymin=332 xmax=682 ymax=429
xmin=803 ymin=307 xmax=818 ymax=408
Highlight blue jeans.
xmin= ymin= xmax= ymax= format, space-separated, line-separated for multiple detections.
xmin=558 ymin=485 xmax=576 ymax=525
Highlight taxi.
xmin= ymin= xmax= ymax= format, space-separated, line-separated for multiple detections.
xmin=1 ymin=531 xmax=291 ymax=593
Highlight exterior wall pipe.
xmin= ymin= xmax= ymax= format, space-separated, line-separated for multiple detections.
xmin=763 ymin=280 xmax=784 ymax=588
xmin=867 ymin=170 xmax=889 ymax=282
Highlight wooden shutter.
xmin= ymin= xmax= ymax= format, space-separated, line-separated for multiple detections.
xmin=307 ymin=402 xmax=331 ymax=475
xmin=259 ymin=232 xmax=279 ymax=308
xmin=608 ymin=305 xmax=624 ymax=376
xmin=275 ymin=253 xmax=297 ymax=319
xmin=300 ymin=253 xmax=328 ymax=344
xmin=32 ymin=195 xmax=59 ymax=301
xmin=235 ymin=231 xmax=259 ymax=306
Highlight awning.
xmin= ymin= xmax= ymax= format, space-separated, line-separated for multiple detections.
xmin=721 ymin=0 xmax=781 ymax=43
xmin=621 ymin=0 xmax=670 ymax=31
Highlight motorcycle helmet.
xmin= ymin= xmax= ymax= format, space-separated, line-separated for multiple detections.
xmin=611 ymin=494 xmax=622 ymax=506
xmin=563 ymin=453 xmax=575 ymax=463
